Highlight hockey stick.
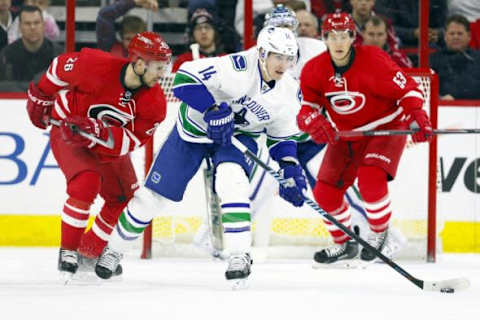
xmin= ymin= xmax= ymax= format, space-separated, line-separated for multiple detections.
xmin=338 ymin=128 xmax=480 ymax=138
xmin=230 ymin=136 xmax=470 ymax=293
xmin=49 ymin=118 xmax=114 ymax=149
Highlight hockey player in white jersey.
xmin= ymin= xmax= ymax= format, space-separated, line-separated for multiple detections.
xmin=194 ymin=5 xmax=406 ymax=267
xmin=95 ymin=26 xmax=307 ymax=286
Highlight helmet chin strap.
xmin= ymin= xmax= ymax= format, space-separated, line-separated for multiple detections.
xmin=259 ymin=50 xmax=273 ymax=81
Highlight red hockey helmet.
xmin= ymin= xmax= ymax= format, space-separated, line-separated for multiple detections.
xmin=128 ymin=32 xmax=172 ymax=63
xmin=322 ymin=12 xmax=355 ymax=37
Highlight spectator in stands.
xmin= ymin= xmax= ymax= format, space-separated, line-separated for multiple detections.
xmin=447 ymin=0 xmax=480 ymax=23
xmin=375 ymin=0 xmax=447 ymax=48
xmin=172 ymin=8 xmax=225 ymax=72
xmin=96 ymin=0 xmax=156 ymax=58
xmin=310 ymin=0 xmax=351 ymax=22
xmin=296 ymin=9 xmax=319 ymax=38
xmin=362 ymin=15 xmax=413 ymax=68
xmin=0 ymin=5 xmax=62 ymax=82
xmin=0 ymin=0 xmax=17 ymax=51
xmin=10 ymin=0 xmax=60 ymax=42
xmin=235 ymin=0 xmax=288 ymax=39
xmin=430 ymin=14 xmax=480 ymax=100
xmin=350 ymin=0 xmax=400 ymax=49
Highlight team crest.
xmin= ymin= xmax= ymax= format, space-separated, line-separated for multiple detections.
xmin=325 ymin=91 xmax=366 ymax=115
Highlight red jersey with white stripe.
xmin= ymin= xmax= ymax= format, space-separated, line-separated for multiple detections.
xmin=37 ymin=48 xmax=167 ymax=157
xmin=300 ymin=45 xmax=423 ymax=132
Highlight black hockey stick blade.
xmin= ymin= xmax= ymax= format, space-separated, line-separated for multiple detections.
xmin=230 ymin=136 xmax=470 ymax=293
xmin=338 ymin=128 xmax=480 ymax=138
xmin=49 ymin=118 xmax=114 ymax=149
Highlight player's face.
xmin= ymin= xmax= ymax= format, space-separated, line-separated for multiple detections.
xmin=264 ymin=52 xmax=296 ymax=81
xmin=193 ymin=23 xmax=215 ymax=50
xmin=143 ymin=60 xmax=169 ymax=87
xmin=444 ymin=22 xmax=471 ymax=52
xmin=19 ymin=11 xmax=44 ymax=45
xmin=325 ymin=30 xmax=354 ymax=63
xmin=363 ymin=22 xmax=387 ymax=48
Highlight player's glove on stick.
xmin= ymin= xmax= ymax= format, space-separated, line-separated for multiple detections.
xmin=405 ymin=109 xmax=433 ymax=143
xmin=26 ymin=82 xmax=54 ymax=129
xmin=203 ymin=102 xmax=234 ymax=146
xmin=278 ymin=164 xmax=307 ymax=207
xmin=60 ymin=116 xmax=107 ymax=147
xmin=297 ymin=105 xmax=337 ymax=145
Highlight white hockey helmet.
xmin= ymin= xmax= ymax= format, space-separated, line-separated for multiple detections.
xmin=257 ymin=26 xmax=298 ymax=60
xmin=264 ymin=4 xmax=299 ymax=33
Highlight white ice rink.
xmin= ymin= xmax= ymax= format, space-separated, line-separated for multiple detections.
xmin=0 ymin=248 xmax=479 ymax=320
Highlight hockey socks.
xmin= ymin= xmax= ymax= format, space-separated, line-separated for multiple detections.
xmin=61 ymin=197 xmax=91 ymax=250
xmin=78 ymin=201 xmax=127 ymax=258
xmin=313 ymin=182 xmax=352 ymax=244
xmin=357 ymin=166 xmax=391 ymax=233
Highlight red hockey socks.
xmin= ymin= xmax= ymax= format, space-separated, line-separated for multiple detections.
xmin=62 ymin=171 xmax=101 ymax=250
xmin=313 ymin=181 xmax=351 ymax=244
xmin=78 ymin=201 xmax=128 ymax=258
xmin=61 ymin=197 xmax=91 ymax=250
xmin=358 ymin=166 xmax=391 ymax=233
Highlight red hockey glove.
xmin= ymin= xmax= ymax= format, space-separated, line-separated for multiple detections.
xmin=297 ymin=105 xmax=337 ymax=145
xmin=26 ymin=82 xmax=54 ymax=129
xmin=60 ymin=116 xmax=107 ymax=147
xmin=405 ymin=109 xmax=433 ymax=143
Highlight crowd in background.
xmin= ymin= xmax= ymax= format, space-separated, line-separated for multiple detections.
xmin=0 ymin=0 xmax=479 ymax=99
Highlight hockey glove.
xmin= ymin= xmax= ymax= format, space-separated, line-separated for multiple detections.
xmin=203 ymin=102 xmax=234 ymax=146
xmin=297 ymin=105 xmax=337 ymax=145
xmin=60 ymin=116 xmax=107 ymax=147
xmin=26 ymin=82 xmax=54 ymax=129
xmin=278 ymin=164 xmax=307 ymax=207
xmin=405 ymin=109 xmax=433 ymax=143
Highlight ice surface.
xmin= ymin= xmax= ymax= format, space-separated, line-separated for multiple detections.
xmin=0 ymin=248 xmax=478 ymax=320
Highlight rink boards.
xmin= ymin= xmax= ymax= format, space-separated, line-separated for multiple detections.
xmin=0 ymin=98 xmax=479 ymax=253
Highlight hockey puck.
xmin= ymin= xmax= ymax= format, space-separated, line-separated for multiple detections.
xmin=440 ymin=288 xmax=455 ymax=293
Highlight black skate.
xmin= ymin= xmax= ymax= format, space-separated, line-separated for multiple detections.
xmin=58 ymin=248 xmax=79 ymax=283
xmin=225 ymin=253 xmax=252 ymax=289
xmin=360 ymin=229 xmax=388 ymax=262
xmin=313 ymin=240 xmax=359 ymax=269
xmin=95 ymin=246 xmax=123 ymax=280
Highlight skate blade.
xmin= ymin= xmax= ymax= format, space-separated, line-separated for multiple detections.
xmin=229 ymin=278 xmax=250 ymax=290
xmin=59 ymin=271 xmax=75 ymax=285
xmin=312 ymin=259 xmax=363 ymax=270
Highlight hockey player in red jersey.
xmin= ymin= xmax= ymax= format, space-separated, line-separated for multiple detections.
xmin=25 ymin=31 xmax=171 ymax=277
xmin=297 ymin=13 xmax=433 ymax=266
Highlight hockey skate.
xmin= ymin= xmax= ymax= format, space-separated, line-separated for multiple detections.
xmin=225 ymin=253 xmax=252 ymax=289
xmin=95 ymin=246 xmax=124 ymax=280
xmin=359 ymin=229 xmax=389 ymax=265
xmin=193 ymin=223 xmax=228 ymax=260
xmin=58 ymin=248 xmax=78 ymax=284
xmin=312 ymin=240 xmax=359 ymax=269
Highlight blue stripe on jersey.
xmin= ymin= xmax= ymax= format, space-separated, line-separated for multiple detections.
xmin=221 ymin=203 xmax=250 ymax=208
xmin=224 ymin=226 xmax=251 ymax=233
xmin=173 ymin=70 xmax=215 ymax=113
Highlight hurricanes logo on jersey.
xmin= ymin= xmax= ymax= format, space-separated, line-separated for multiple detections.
xmin=325 ymin=91 xmax=366 ymax=115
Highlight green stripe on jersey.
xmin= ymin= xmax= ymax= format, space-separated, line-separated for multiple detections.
xmin=173 ymin=72 xmax=199 ymax=87
xmin=222 ymin=212 xmax=251 ymax=223
xmin=179 ymin=103 xmax=207 ymax=137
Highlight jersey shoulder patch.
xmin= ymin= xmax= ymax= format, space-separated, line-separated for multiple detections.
xmin=230 ymin=54 xmax=247 ymax=71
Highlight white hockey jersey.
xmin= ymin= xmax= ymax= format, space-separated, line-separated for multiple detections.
xmin=173 ymin=47 xmax=302 ymax=148
xmin=289 ymin=37 xmax=327 ymax=80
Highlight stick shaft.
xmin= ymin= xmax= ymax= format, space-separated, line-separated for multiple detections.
xmin=338 ymin=128 xmax=480 ymax=138
xmin=230 ymin=136 xmax=425 ymax=290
